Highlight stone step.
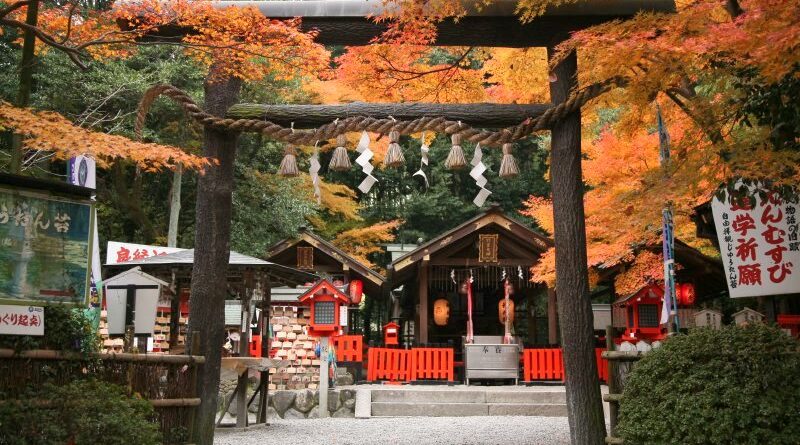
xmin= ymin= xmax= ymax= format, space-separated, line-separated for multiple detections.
xmin=371 ymin=402 xmax=489 ymax=417
xmin=487 ymin=403 xmax=568 ymax=417
xmin=371 ymin=389 xmax=486 ymax=404
xmin=485 ymin=391 xmax=566 ymax=404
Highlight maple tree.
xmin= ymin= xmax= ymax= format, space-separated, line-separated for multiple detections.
xmin=332 ymin=219 xmax=402 ymax=270
xmin=0 ymin=101 xmax=209 ymax=171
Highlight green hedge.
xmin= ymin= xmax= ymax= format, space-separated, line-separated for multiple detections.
xmin=0 ymin=379 xmax=161 ymax=445
xmin=618 ymin=324 xmax=800 ymax=445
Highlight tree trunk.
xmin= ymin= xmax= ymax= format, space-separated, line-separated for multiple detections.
xmin=167 ymin=164 xmax=183 ymax=247
xmin=10 ymin=0 xmax=40 ymax=173
xmin=188 ymin=70 xmax=242 ymax=445
xmin=547 ymin=48 xmax=606 ymax=445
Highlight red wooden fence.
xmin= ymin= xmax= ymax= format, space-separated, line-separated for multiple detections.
xmin=367 ymin=348 xmax=413 ymax=382
xmin=523 ymin=348 xmax=564 ymax=381
xmin=410 ymin=348 xmax=455 ymax=382
xmin=523 ymin=347 xmax=608 ymax=383
xmin=333 ymin=335 xmax=363 ymax=362
xmin=367 ymin=347 xmax=454 ymax=383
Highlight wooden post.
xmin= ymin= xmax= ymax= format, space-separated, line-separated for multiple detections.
xmin=418 ymin=261 xmax=429 ymax=345
xmin=236 ymin=281 xmax=252 ymax=428
xmin=258 ymin=274 xmax=271 ymax=424
xmin=605 ymin=325 xmax=619 ymax=435
xmin=319 ymin=336 xmax=329 ymax=418
xmin=548 ymin=47 xmax=606 ymax=444
xmin=547 ymin=288 xmax=558 ymax=345
xmin=527 ymin=289 xmax=537 ymax=345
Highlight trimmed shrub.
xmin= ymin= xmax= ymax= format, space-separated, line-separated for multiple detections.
xmin=0 ymin=379 xmax=161 ymax=445
xmin=617 ymin=324 xmax=800 ymax=445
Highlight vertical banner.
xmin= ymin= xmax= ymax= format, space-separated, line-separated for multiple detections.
xmin=711 ymin=184 xmax=800 ymax=298
xmin=68 ymin=155 xmax=102 ymax=327
xmin=657 ymin=106 xmax=678 ymax=328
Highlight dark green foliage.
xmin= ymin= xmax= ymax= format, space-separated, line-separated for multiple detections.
xmin=0 ymin=379 xmax=161 ymax=445
xmin=618 ymin=324 xmax=800 ymax=445
xmin=0 ymin=305 xmax=99 ymax=354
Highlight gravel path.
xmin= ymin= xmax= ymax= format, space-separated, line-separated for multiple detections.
xmin=214 ymin=417 xmax=571 ymax=445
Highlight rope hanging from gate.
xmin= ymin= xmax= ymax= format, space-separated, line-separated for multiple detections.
xmin=135 ymin=77 xmax=623 ymax=147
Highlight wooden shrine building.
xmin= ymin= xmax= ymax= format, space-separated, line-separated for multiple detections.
xmin=266 ymin=227 xmax=386 ymax=331
xmin=388 ymin=205 xmax=554 ymax=348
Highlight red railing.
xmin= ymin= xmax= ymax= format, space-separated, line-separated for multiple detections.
xmin=523 ymin=348 xmax=564 ymax=381
xmin=367 ymin=347 xmax=454 ymax=383
xmin=367 ymin=347 xmax=413 ymax=383
xmin=410 ymin=348 xmax=455 ymax=382
xmin=523 ymin=347 xmax=608 ymax=383
xmin=333 ymin=335 xmax=363 ymax=362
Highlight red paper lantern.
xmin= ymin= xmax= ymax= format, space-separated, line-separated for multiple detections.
xmin=677 ymin=283 xmax=696 ymax=306
xmin=349 ymin=280 xmax=363 ymax=305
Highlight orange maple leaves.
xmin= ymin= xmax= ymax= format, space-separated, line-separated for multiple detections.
xmin=0 ymin=102 xmax=209 ymax=171
xmin=332 ymin=220 xmax=402 ymax=269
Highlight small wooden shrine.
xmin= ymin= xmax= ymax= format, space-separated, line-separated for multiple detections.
xmin=266 ymin=227 xmax=385 ymax=330
xmin=388 ymin=204 xmax=553 ymax=348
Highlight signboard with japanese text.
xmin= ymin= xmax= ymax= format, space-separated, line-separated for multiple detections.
xmin=0 ymin=305 xmax=44 ymax=335
xmin=105 ymin=241 xmax=184 ymax=265
xmin=711 ymin=186 xmax=800 ymax=298
xmin=0 ymin=186 xmax=92 ymax=306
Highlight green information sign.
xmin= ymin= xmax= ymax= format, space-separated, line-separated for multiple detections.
xmin=0 ymin=185 xmax=93 ymax=306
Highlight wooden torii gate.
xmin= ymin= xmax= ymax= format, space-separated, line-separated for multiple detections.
xmin=135 ymin=1 xmax=675 ymax=444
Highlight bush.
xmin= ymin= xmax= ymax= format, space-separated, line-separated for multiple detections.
xmin=0 ymin=379 xmax=161 ymax=445
xmin=617 ymin=324 xmax=800 ymax=445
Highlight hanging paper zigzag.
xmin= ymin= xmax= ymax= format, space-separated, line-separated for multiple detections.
xmin=355 ymin=131 xmax=378 ymax=193
xmin=411 ymin=132 xmax=430 ymax=189
xmin=470 ymin=144 xmax=492 ymax=207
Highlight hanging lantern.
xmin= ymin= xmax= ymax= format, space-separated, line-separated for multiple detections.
xmin=433 ymin=298 xmax=450 ymax=326
xmin=499 ymin=143 xmax=519 ymax=178
xmin=278 ymin=146 xmax=299 ymax=177
xmin=329 ymin=134 xmax=352 ymax=172
xmin=349 ymin=279 xmax=363 ymax=305
xmin=677 ymin=283 xmax=696 ymax=306
xmin=498 ymin=298 xmax=515 ymax=325
xmin=444 ymin=133 xmax=467 ymax=170
xmin=384 ymin=130 xmax=406 ymax=168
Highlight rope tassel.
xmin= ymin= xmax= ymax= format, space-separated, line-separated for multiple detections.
xmin=445 ymin=133 xmax=467 ymax=170
xmin=384 ymin=130 xmax=405 ymax=168
xmin=329 ymin=134 xmax=352 ymax=172
xmin=279 ymin=146 xmax=299 ymax=177
xmin=499 ymin=143 xmax=519 ymax=178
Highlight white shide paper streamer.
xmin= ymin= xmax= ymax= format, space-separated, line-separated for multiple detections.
xmin=470 ymin=143 xmax=492 ymax=207
xmin=355 ymin=131 xmax=378 ymax=193
xmin=411 ymin=132 xmax=430 ymax=189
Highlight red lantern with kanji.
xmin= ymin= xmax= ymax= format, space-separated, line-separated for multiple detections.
xmin=349 ymin=279 xmax=363 ymax=305
xmin=298 ymin=279 xmax=351 ymax=337
xmin=677 ymin=283 xmax=696 ymax=306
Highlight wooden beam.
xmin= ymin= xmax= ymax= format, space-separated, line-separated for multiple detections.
xmin=430 ymin=258 xmax=534 ymax=266
xmin=227 ymin=102 xmax=549 ymax=129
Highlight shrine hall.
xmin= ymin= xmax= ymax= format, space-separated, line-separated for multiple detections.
xmin=387 ymin=205 xmax=557 ymax=349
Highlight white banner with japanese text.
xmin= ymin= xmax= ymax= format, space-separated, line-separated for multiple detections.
xmin=105 ymin=241 xmax=185 ymax=265
xmin=711 ymin=186 xmax=800 ymax=298
xmin=0 ymin=305 xmax=44 ymax=336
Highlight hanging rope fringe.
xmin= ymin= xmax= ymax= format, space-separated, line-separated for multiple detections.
xmin=499 ymin=143 xmax=519 ymax=178
xmin=355 ymin=131 xmax=378 ymax=193
xmin=384 ymin=130 xmax=405 ymax=168
xmin=135 ymin=77 xmax=623 ymax=148
xmin=444 ymin=133 xmax=467 ymax=170
xmin=411 ymin=132 xmax=430 ymax=189
xmin=279 ymin=146 xmax=299 ymax=177
xmin=470 ymin=144 xmax=491 ymax=206
xmin=329 ymin=134 xmax=352 ymax=171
